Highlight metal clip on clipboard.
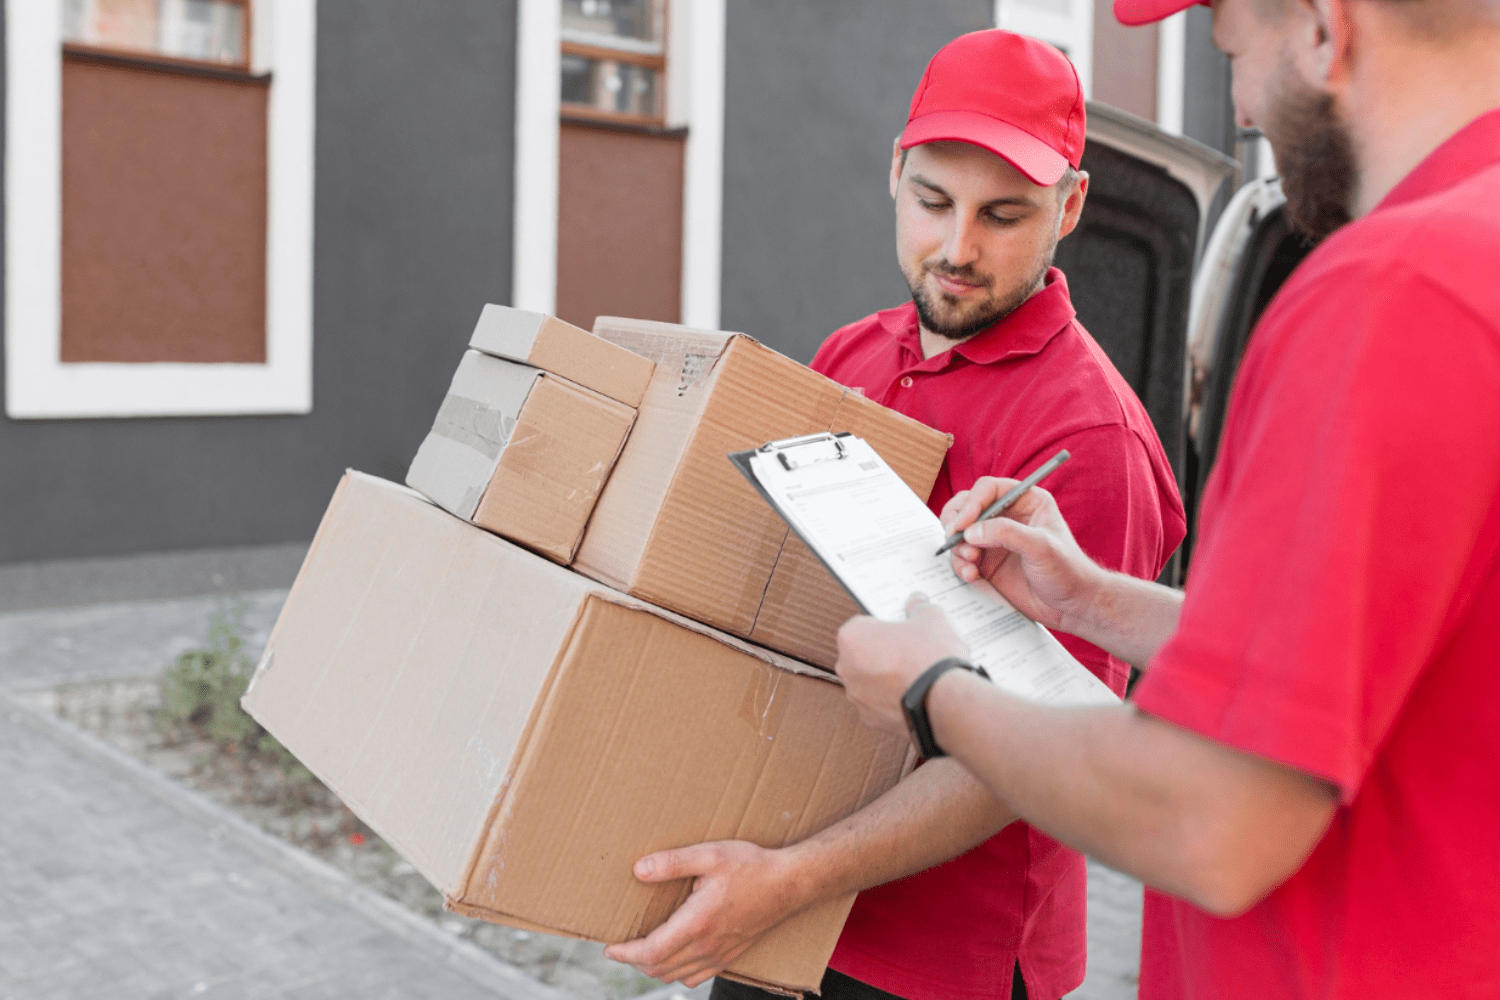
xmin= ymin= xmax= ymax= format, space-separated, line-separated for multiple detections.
xmin=760 ymin=431 xmax=852 ymax=472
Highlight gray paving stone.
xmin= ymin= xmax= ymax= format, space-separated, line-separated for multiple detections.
xmin=0 ymin=706 xmax=532 ymax=1000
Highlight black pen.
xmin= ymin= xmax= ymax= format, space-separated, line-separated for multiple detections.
xmin=935 ymin=449 xmax=1071 ymax=556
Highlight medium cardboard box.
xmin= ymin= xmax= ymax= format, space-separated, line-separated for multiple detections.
xmin=406 ymin=350 xmax=635 ymax=564
xmin=468 ymin=304 xmax=656 ymax=408
xmin=575 ymin=317 xmax=952 ymax=668
xmin=241 ymin=472 xmax=913 ymax=994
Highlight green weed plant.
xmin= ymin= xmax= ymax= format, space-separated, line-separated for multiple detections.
xmin=158 ymin=607 xmax=310 ymax=781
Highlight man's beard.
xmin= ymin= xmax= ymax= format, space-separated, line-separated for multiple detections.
xmin=1263 ymin=67 xmax=1357 ymax=241
xmin=905 ymin=250 xmax=1054 ymax=342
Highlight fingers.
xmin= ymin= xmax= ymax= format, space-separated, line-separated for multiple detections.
xmin=602 ymin=898 xmax=749 ymax=985
xmin=632 ymin=843 xmax=718 ymax=883
xmin=961 ymin=509 xmax=1053 ymax=557
xmin=941 ymin=477 xmax=1022 ymax=532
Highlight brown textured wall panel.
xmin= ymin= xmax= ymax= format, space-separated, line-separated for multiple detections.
xmin=556 ymin=122 xmax=684 ymax=330
xmin=61 ymin=54 xmax=269 ymax=363
xmin=1091 ymin=0 xmax=1158 ymax=123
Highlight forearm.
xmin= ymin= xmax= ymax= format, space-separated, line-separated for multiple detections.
xmin=926 ymin=671 xmax=1335 ymax=915
xmin=1064 ymin=567 xmax=1184 ymax=669
xmin=780 ymin=757 xmax=1016 ymax=906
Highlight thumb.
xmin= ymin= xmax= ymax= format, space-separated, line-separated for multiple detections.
xmin=632 ymin=843 xmax=718 ymax=883
xmin=903 ymin=592 xmax=932 ymax=618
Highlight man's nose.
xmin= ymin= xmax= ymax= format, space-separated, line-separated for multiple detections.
xmin=943 ymin=215 xmax=981 ymax=267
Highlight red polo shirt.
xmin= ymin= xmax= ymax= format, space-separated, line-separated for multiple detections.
xmin=812 ymin=268 xmax=1185 ymax=1000
xmin=1133 ymin=109 xmax=1500 ymax=999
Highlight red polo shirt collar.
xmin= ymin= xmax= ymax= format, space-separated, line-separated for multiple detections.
xmin=1376 ymin=108 xmax=1500 ymax=212
xmin=881 ymin=267 xmax=1077 ymax=370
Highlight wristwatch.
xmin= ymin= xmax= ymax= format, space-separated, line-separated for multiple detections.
xmin=901 ymin=657 xmax=991 ymax=759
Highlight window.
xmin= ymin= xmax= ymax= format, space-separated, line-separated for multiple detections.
xmin=63 ymin=0 xmax=248 ymax=67
xmin=5 ymin=0 xmax=315 ymax=419
xmin=560 ymin=0 xmax=666 ymax=124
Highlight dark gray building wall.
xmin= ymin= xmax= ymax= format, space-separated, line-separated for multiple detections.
xmin=719 ymin=1 xmax=993 ymax=364
xmin=0 ymin=0 xmax=517 ymax=565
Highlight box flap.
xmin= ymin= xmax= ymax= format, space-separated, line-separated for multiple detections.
xmin=454 ymin=595 xmax=911 ymax=990
xmin=241 ymin=472 xmax=595 ymax=897
xmin=406 ymin=352 xmax=541 ymax=519
xmin=471 ymin=305 xmax=655 ymax=407
xmin=474 ymin=374 xmax=635 ymax=563
xmin=572 ymin=320 xmax=736 ymax=589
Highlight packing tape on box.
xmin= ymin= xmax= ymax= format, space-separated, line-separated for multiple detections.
xmin=739 ymin=664 xmax=790 ymax=741
xmin=433 ymin=394 xmax=517 ymax=461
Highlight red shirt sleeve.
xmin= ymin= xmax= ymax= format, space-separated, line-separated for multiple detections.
xmin=1007 ymin=423 xmax=1184 ymax=695
xmin=1134 ymin=264 xmax=1500 ymax=799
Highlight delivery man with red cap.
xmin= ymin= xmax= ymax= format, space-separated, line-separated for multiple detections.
xmin=606 ymin=30 xmax=1186 ymax=1000
xmin=830 ymin=0 xmax=1500 ymax=996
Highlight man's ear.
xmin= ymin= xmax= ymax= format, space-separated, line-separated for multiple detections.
xmin=890 ymin=138 xmax=904 ymax=200
xmin=1299 ymin=0 xmax=1353 ymax=89
xmin=1057 ymin=171 xmax=1089 ymax=240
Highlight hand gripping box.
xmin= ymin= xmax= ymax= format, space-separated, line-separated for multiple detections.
xmin=574 ymin=317 xmax=952 ymax=669
xmin=240 ymin=472 xmax=914 ymax=995
xmin=406 ymin=350 xmax=635 ymax=564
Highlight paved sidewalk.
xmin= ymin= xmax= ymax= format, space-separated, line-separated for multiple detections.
xmin=0 ymin=593 xmax=1141 ymax=999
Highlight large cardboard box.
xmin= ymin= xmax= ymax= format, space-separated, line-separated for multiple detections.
xmin=467 ymin=304 xmax=655 ymax=408
xmin=241 ymin=472 xmax=913 ymax=994
xmin=575 ymin=317 xmax=952 ymax=668
xmin=406 ymin=350 xmax=635 ymax=564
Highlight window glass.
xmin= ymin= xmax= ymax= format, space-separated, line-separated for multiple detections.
xmin=561 ymin=0 xmax=663 ymax=49
xmin=561 ymin=53 xmax=660 ymax=118
xmin=560 ymin=0 xmax=665 ymax=120
xmin=64 ymin=0 xmax=247 ymax=66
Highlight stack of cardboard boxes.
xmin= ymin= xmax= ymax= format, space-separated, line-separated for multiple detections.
xmin=241 ymin=307 xmax=953 ymax=994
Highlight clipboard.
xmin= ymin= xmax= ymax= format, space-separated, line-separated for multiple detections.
xmin=729 ymin=432 xmax=874 ymax=615
xmin=728 ymin=432 xmax=1120 ymax=708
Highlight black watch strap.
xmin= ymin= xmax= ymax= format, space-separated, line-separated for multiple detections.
xmin=902 ymin=657 xmax=990 ymax=759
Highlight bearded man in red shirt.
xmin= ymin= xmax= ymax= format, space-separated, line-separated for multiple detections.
xmin=832 ymin=0 xmax=1500 ymax=996
xmin=607 ymin=30 xmax=1186 ymax=1000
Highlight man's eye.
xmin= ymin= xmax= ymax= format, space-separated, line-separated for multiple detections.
xmin=986 ymin=213 xmax=1022 ymax=226
xmin=918 ymin=199 xmax=949 ymax=212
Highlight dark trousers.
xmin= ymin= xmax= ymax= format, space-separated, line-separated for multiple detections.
xmin=709 ymin=964 xmax=1027 ymax=1000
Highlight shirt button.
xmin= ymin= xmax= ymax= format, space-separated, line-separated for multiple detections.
xmin=900 ymin=376 xmax=914 ymax=388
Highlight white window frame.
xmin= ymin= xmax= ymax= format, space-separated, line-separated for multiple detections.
xmin=511 ymin=0 xmax=724 ymax=329
xmin=994 ymin=0 xmax=1094 ymax=98
xmin=5 ymin=0 xmax=316 ymax=419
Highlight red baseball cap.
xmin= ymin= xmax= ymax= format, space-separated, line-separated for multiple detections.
xmin=901 ymin=30 xmax=1086 ymax=187
xmin=1113 ymin=0 xmax=1206 ymax=27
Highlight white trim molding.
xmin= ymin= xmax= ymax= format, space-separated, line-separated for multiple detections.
xmin=1156 ymin=11 xmax=1186 ymax=135
xmin=4 ymin=0 xmax=317 ymax=419
xmin=678 ymin=0 xmax=725 ymax=330
xmin=511 ymin=0 xmax=561 ymax=316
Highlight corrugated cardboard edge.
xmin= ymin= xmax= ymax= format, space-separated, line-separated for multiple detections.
xmin=574 ymin=319 xmax=736 ymax=592
xmin=473 ymin=373 xmax=638 ymax=565
xmin=620 ymin=339 xmax=790 ymax=635
xmin=446 ymin=586 xmax=839 ymax=995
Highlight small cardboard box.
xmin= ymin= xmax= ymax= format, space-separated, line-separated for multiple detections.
xmin=241 ymin=472 xmax=913 ymax=994
xmin=406 ymin=350 xmax=635 ymax=564
xmin=468 ymin=304 xmax=656 ymax=408
xmin=575 ymin=317 xmax=952 ymax=669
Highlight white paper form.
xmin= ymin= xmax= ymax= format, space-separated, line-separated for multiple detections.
xmin=740 ymin=435 xmax=1118 ymax=708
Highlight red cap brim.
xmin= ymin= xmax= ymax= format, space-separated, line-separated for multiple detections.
xmin=901 ymin=110 xmax=1069 ymax=186
xmin=1113 ymin=0 xmax=1206 ymax=26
